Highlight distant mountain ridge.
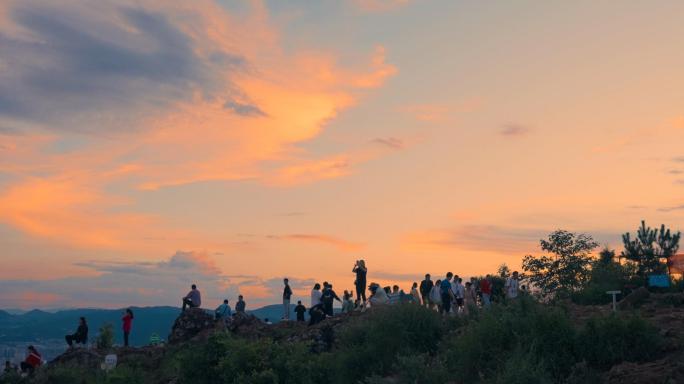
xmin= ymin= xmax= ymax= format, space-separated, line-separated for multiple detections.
xmin=0 ymin=304 xmax=307 ymax=347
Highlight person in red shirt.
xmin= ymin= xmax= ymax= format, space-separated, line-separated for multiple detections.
xmin=122 ymin=308 xmax=134 ymax=347
xmin=480 ymin=276 xmax=492 ymax=308
xmin=20 ymin=345 xmax=41 ymax=374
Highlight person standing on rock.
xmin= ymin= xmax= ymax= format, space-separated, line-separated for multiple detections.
xmin=352 ymin=260 xmax=368 ymax=304
xmin=420 ymin=274 xmax=434 ymax=308
xmin=282 ymin=278 xmax=293 ymax=320
xmin=295 ymin=300 xmax=306 ymax=322
xmin=311 ymin=283 xmax=322 ymax=307
xmin=320 ymin=282 xmax=341 ymax=316
xmin=122 ymin=308 xmax=134 ymax=347
xmin=235 ymin=295 xmax=246 ymax=313
xmin=182 ymin=284 xmax=202 ymax=311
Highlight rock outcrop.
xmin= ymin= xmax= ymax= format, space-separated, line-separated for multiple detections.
xmin=168 ymin=308 xmax=215 ymax=344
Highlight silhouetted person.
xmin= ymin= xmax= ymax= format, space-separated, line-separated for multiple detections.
xmin=420 ymin=274 xmax=434 ymax=308
xmin=440 ymin=273 xmax=454 ymax=314
xmin=320 ymin=282 xmax=341 ymax=316
xmin=368 ymin=283 xmax=388 ymax=306
xmin=235 ymin=295 xmax=246 ymax=313
xmin=480 ymin=275 xmax=492 ymax=308
xmin=182 ymin=284 xmax=202 ymax=311
xmin=308 ymin=304 xmax=326 ymax=326
xmin=19 ymin=346 xmax=41 ymax=375
xmin=4 ymin=360 xmax=12 ymax=375
xmin=215 ymin=299 xmax=231 ymax=323
xmin=65 ymin=317 xmax=88 ymax=347
xmin=505 ymin=271 xmax=520 ymax=300
xmin=430 ymin=279 xmax=442 ymax=312
xmin=282 ymin=278 xmax=292 ymax=320
xmin=341 ymin=290 xmax=354 ymax=313
xmin=294 ymin=300 xmax=306 ymax=322
xmin=122 ymin=308 xmax=134 ymax=347
xmin=352 ymin=260 xmax=368 ymax=303
xmin=411 ymin=282 xmax=421 ymax=304
xmin=311 ymin=283 xmax=322 ymax=307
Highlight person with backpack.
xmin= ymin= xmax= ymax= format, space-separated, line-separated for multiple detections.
xmin=215 ymin=299 xmax=231 ymax=324
xmin=282 ymin=278 xmax=293 ymax=320
xmin=320 ymin=282 xmax=341 ymax=316
xmin=440 ymin=273 xmax=455 ymax=315
xmin=19 ymin=346 xmax=41 ymax=374
xmin=430 ymin=279 xmax=443 ymax=312
xmin=419 ymin=274 xmax=434 ymax=308
xmin=294 ymin=300 xmax=307 ymax=322
xmin=65 ymin=317 xmax=88 ymax=347
xmin=235 ymin=295 xmax=246 ymax=313
xmin=352 ymin=260 xmax=368 ymax=304
xmin=122 ymin=308 xmax=134 ymax=347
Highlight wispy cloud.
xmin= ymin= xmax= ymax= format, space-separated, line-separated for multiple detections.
xmin=371 ymin=137 xmax=404 ymax=149
xmin=658 ymin=205 xmax=684 ymax=212
xmin=499 ymin=123 xmax=531 ymax=137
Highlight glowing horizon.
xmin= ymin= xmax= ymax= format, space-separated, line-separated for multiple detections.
xmin=1 ymin=0 xmax=683 ymax=309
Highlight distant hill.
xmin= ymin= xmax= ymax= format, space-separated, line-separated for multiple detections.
xmin=0 ymin=304 xmax=315 ymax=348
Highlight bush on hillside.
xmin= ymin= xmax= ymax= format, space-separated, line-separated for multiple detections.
xmin=575 ymin=314 xmax=662 ymax=369
xmin=322 ymin=303 xmax=443 ymax=384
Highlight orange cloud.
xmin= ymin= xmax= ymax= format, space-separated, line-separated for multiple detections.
xmin=0 ymin=0 xmax=397 ymax=248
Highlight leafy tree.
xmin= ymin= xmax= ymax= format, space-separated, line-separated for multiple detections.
xmin=597 ymin=247 xmax=615 ymax=266
xmin=621 ymin=221 xmax=680 ymax=276
xmin=522 ymin=230 xmax=599 ymax=296
xmin=497 ymin=263 xmax=511 ymax=279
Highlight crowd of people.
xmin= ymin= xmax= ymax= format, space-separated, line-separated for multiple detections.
xmin=3 ymin=261 xmax=524 ymax=377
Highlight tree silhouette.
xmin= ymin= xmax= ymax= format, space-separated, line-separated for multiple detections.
xmin=522 ymin=230 xmax=599 ymax=296
xmin=621 ymin=221 xmax=680 ymax=276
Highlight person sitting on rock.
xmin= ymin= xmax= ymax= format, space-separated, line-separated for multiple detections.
xmin=215 ymin=299 xmax=231 ymax=323
xmin=341 ymin=291 xmax=354 ymax=313
xmin=368 ymin=283 xmax=389 ymax=306
xmin=235 ymin=295 xmax=246 ymax=313
xmin=65 ymin=317 xmax=88 ymax=347
xmin=19 ymin=346 xmax=41 ymax=374
xmin=294 ymin=300 xmax=306 ymax=322
xmin=182 ymin=284 xmax=202 ymax=311
xmin=308 ymin=303 xmax=326 ymax=326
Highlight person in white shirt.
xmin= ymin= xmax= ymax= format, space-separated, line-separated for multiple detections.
xmin=505 ymin=271 xmax=520 ymax=300
xmin=429 ymin=280 xmax=443 ymax=312
xmin=311 ymin=283 xmax=322 ymax=307
xmin=410 ymin=282 xmax=421 ymax=304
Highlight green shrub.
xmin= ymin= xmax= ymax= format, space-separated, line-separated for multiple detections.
xmin=329 ymin=304 xmax=443 ymax=383
xmin=575 ymin=314 xmax=662 ymax=369
xmin=442 ymin=296 xmax=576 ymax=382
xmin=96 ymin=323 xmax=115 ymax=350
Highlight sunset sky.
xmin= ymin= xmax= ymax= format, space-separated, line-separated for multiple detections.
xmin=1 ymin=0 xmax=684 ymax=310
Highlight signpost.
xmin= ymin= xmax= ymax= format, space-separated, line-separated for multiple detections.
xmin=606 ymin=290 xmax=621 ymax=312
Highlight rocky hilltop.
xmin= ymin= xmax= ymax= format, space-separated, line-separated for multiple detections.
xmin=7 ymin=293 xmax=684 ymax=384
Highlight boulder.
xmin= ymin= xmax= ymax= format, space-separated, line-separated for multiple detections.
xmin=168 ymin=308 xmax=215 ymax=344
xmin=617 ymin=287 xmax=650 ymax=310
